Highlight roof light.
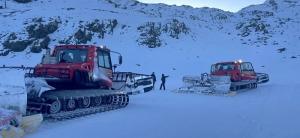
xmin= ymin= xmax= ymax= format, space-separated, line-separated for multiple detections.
xmin=235 ymin=59 xmax=243 ymax=63
xmin=99 ymin=45 xmax=105 ymax=49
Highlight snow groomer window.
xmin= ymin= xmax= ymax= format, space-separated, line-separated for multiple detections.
xmin=241 ymin=63 xmax=254 ymax=71
xmin=57 ymin=49 xmax=88 ymax=63
xmin=98 ymin=50 xmax=112 ymax=69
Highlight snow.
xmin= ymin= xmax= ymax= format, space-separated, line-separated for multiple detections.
xmin=0 ymin=0 xmax=300 ymax=138
xmin=0 ymin=69 xmax=27 ymax=115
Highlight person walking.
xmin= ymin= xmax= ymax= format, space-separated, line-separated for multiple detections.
xmin=151 ymin=72 xmax=156 ymax=90
xmin=160 ymin=74 xmax=169 ymax=91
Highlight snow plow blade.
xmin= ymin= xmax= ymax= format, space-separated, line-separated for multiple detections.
xmin=112 ymin=72 xmax=153 ymax=95
xmin=175 ymin=74 xmax=233 ymax=95
xmin=25 ymin=76 xmax=55 ymax=99
xmin=256 ymin=73 xmax=269 ymax=84
xmin=204 ymin=75 xmax=232 ymax=94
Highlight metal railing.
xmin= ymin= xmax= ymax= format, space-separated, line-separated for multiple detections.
xmin=0 ymin=65 xmax=69 ymax=79
xmin=112 ymin=72 xmax=152 ymax=82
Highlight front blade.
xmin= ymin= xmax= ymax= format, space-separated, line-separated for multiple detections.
xmin=25 ymin=77 xmax=55 ymax=98
xmin=208 ymin=75 xmax=231 ymax=93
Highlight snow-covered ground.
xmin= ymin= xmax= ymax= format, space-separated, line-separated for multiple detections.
xmin=0 ymin=0 xmax=300 ymax=138
xmin=26 ymin=86 xmax=300 ymax=138
xmin=0 ymin=69 xmax=27 ymax=114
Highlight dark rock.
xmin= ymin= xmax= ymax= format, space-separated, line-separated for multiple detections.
xmin=291 ymin=56 xmax=297 ymax=59
xmin=30 ymin=45 xmax=42 ymax=53
xmin=277 ymin=48 xmax=286 ymax=53
xmin=28 ymin=35 xmax=51 ymax=53
xmin=86 ymin=20 xmax=106 ymax=39
xmin=7 ymin=33 xmax=17 ymax=41
xmin=66 ymin=8 xmax=75 ymax=11
xmin=74 ymin=29 xmax=92 ymax=44
xmin=86 ymin=19 xmax=118 ymax=39
xmin=3 ymin=39 xmax=32 ymax=52
xmin=0 ymin=50 xmax=11 ymax=56
xmin=137 ymin=22 xmax=162 ymax=48
xmin=14 ymin=0 xmax=32 ymax=3
xmin=26 ymin=19 xmax=60 ymax=39
xmin=40 ymin=36 xmax=50 ymax=49
xmin=162 ymin=19 xmax=189 ymax=39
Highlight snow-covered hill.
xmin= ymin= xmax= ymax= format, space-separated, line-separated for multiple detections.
xmin=0 ymin=0 xmax=299 ymax=80
xmin=0 ymin=0 xmax=300 ymax=138
xmin=0 ymin=0 xmax=299 ymax=83
xmin=0 ymin=0 xmax=299 ymax=55
xmin=236 ymin=0 xmax=300 ymax=51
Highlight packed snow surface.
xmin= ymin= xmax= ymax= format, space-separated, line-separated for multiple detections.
xmin=26 ymin=86 xmax=300 ymax=138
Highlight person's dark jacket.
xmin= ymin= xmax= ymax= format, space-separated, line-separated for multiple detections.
xmin=161 ymin=75 xmax=169 ymax=83
xmin=151 ymin=74 xmax=156 ymax=82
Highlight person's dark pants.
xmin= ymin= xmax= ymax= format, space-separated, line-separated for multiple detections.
xmin=160 ymin=82 xmax=166 ymax=90
xmin=153 ymin=81 xmax=156 ymax=90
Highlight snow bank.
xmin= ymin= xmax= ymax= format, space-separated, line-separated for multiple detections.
xmin=0 ymin=69 xmax=27 ymax=115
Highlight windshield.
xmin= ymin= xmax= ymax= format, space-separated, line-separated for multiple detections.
xmin=241 ymin=62 xmax=254 ymax=71
xmin=56 ymin=49 xmax=88 ymax=63
xmin=212 ymin=63 xmax=235 ymax=72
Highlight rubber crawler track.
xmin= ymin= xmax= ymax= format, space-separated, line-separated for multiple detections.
xmin=27 ymin=92 xmax=129 ymax=120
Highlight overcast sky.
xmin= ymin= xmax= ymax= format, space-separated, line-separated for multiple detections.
xmin=137 ymin=0 xmax=266 ymax=12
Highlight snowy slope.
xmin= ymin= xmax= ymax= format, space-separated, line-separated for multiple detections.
xmin=0 ymin=0 xmax=299 ymax=138
xmin=0 ymin=0 xmax=298 ymax=68
xmin=0 ymin=0 xmax=298 ymax=82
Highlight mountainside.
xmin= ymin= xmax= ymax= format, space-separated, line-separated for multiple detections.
xmin=236 ymin=0 xmax=300 ymax=51
xmin=0 ymin=0 xmax=298 ymax=82
xmin=0 ymin=0 xmax=229 ymax=51
xmin=0 ymin=0 xmax=299 ymax=58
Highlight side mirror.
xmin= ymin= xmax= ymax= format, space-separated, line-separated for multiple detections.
xmin=118 ymin=55 xmax=123 ymax=65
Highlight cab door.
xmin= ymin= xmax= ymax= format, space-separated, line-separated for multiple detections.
xmin=240 ymin=62 xmax=256 ymax=81
xmin=97 ymin=50 xmax=113 ymax=80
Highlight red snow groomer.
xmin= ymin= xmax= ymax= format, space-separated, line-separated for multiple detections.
xmin=33 ymin=45 xmax=116 ymax=89
xmin=25 ymin=45 xmax=153 ymax=119
xmin=176 ymin=60 xmax=269 ymax=95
